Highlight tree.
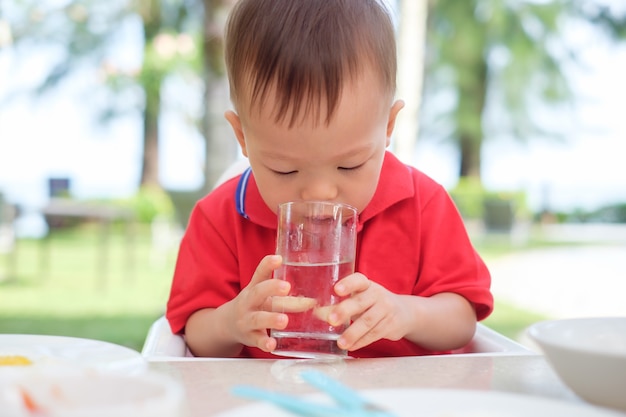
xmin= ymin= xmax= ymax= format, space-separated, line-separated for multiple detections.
xmin=199 ymin=0 xmax=239 ymax=192
xmin=394 ymin=0 xmax=429 ymax=164
xmin=133 ymin=0 xmax=203 ymax=188
xmin=0 ymin=0 xmax=236 ymax=193
xmin=420 ymin=0 xmax=626 ymax=182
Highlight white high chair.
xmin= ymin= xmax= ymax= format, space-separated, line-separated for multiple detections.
xmin=141 ymin=159 xmax=534 ymax=359
xmin=141 ymin=316 xmax=534 ymax=359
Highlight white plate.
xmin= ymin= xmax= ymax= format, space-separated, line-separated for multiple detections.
xmin=0 ymin=334 xmax=146 ymax=374
xmin=0 ymin=370 xmax=188 ymax=417
xmin=217 ymin=388 xmax=625 ymax=417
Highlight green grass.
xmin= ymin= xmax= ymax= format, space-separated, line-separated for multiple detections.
xmin=0 ymin=222 xmax=558 ymax=353
xmin=0 ymin=223 xmax=176 ymax=352
xmin=483 ymin=302 xmax=548 ymax=341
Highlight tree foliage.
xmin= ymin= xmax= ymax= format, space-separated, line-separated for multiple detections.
xmin=421 ymin=0 xmax=626 ymax=181
xmin=5 ymin=0 xmax=624 ymax=192
xmin=0 ymin=0 xmax=234 ymax=192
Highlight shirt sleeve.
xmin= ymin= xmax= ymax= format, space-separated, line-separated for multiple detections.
xmin=165 ymin=197 xmax=241 ymax=335
xmin=414 ymin=180 xmax=494 ymax=321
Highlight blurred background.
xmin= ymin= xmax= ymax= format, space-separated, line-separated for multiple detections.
xmin=1 ymin=0 xmax=625 ymax=352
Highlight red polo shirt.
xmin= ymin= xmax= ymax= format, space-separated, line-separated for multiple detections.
xmin=166 ymin=151 xmax=493 ymax=358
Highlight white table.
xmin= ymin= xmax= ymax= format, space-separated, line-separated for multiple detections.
xmin=147 ymin=354 xmax=586 ymax=416
xmin=142 ymin=317 xmax=596 ymax=416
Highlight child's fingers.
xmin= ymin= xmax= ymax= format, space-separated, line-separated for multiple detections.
xmin=337 ymin=305 xmax=384 ymax=351
xmin=329 ymin=274 xmax=375 ymax=326
xmin=244 ymin=310 xmax=288 ymax=333
xmin=272 ymin=295 xmax=317 ymax=312
xmin=249 ymin=254 xmax=283 ymax=286
xmin=243 ymin=278 xmax=290 ymax=313
xmin=333 ymin=272 xmax=371 ymax=297
xmin=328 ymin=288 xmax=376 ymax=328
xmin=258 ymin=335 xmax=276 ymax=352
xmin=239 ymin=311 xmax=288 ymax=351
xmin=243 ymin=255 xmax=288 ymax=308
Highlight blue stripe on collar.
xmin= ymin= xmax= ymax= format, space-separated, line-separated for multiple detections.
xmin=235 ymin=167 xmax=252 ymax=219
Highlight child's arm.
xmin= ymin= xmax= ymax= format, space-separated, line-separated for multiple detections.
xmin=396 ymin=292 xmax=476 ymax=350
xmin=184 ymin=255 xmax=290 ymax=357
xmin=328 ymin=273 xmax=477 ymax=353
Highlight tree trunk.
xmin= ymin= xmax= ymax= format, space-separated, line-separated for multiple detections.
xmin=201 ymin=0 xmax=238 ymax=193
xmin=458 ymin=132 xmax=481 ymax=179
xmin=140 ymin=88 xmax=161 ymax=188
xmin=394 ymin=0 xmax=429 ymax=163
xmin=456 ymin=48 xmax=489 ymax=180
xmin=138 ymin=0 xmax=163 ymax=189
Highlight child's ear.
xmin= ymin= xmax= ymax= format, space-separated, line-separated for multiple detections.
xmin=385 ymin=100 xmax=405 ymax=147
xmin=225 ymin=110 xmax=248 ymax=156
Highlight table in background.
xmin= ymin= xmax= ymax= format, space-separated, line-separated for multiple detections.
xmin=39 ymin=198 xmax=136 ymax=287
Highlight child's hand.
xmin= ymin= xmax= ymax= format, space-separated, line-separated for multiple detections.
xmin=328 ymin=273 xmax=409 ymax=352
xmin=229 ymin=254 xmax=290 ymax=352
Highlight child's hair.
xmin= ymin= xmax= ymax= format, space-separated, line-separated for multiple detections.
xmin=225 ymin=0 xmax=397 ymax=127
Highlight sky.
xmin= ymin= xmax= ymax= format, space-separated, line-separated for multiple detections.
xmin=1 ymin=3 xmax=626 ymax=237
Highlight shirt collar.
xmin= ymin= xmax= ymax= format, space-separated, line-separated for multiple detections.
xmin=235 ymin=168 xmax=278 ymax=229
xmin=358 ymin=151 xmax=415 ymax=224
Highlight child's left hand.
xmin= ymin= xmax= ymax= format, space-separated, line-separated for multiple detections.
xmin=328 ymin=273 xmax=410 ymax=352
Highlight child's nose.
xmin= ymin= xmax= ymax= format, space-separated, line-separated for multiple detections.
xmin=301 ymin=179 xmax=338 ymax=201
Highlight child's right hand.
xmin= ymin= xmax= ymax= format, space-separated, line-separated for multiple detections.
xmin=227 ymin=254 xmax=290 ymax=352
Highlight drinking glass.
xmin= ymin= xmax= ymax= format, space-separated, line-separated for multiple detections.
xmin=271 ymin=201 xmax=358 ymax=359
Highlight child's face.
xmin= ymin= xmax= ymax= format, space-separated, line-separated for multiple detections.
xmin=226 ymin=69 xmax=404 ymax=214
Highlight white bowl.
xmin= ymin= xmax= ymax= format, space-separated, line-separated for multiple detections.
xmin=528 ymin=317 xmax=626 ymax=411
xmin=0 ymin=368 xmax=187 ymax=417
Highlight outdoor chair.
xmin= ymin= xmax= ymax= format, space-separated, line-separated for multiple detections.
xmin=0 ymin=195 xmax=17 ymax=281
xmin=0 ymin=193 xmax=17 ymax=250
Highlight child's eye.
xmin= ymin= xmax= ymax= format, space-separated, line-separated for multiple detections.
xmin=272 ymin=169 xmax=298 ymax=176
xmin=338 ymin=163 xmax=364 ymax=171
